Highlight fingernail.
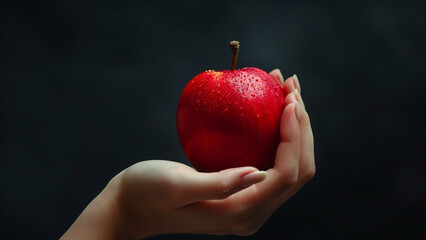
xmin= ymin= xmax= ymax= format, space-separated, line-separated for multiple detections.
xmin=293 ymin=74 xmax=301 ymax=93
xmin=241 ymin=171 xmax=268 ymax=187
xmin=295 ymin=102 xmax=301 ymax=121
xmin=273 ymin=69 xmax=284 ymax=86
xmin=294 ymin=88 xmax=305 ymax=108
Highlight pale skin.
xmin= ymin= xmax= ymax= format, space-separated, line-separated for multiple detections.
xmin=61 ymin=69 xmax=315 ymax=240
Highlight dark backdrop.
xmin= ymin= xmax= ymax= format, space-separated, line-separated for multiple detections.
xmin=1 ymin=0 xmax=425 ymax=239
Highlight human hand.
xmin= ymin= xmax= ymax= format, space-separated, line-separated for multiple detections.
xmin=60 ymin=69 xmax=315 ymax=240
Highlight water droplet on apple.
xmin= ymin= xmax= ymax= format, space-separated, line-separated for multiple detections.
xmin=196 ymin=99 xmax=200 ymax=104
xmin=239 ymin=106 xmax=243 ymax=110
xmin=256 ymin=114 xmax=260 ymax=118
xmin=251 ymin=94 xmax=255 ymax=97
xmin=224 ymin=108 xmax=228 ymax=112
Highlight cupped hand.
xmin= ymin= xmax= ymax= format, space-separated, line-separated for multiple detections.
xmin=93 ymin=69 xmax=315 ymax=240
xmin=61 ymin=69 xmax=315 ymax=240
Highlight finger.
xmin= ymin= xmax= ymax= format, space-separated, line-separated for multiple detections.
xmin=269 ymin=69 xmax=284 ymax=87
xmin=293 ymin=74 xmax=301 ymax=93
xmin=295 ymin=88 xmax=305 ymax=109
xmin=284 ymin=86 xmax=314 ymax=186
xmin=239 ymin=102 xmax=301 ymax=206
xmin=294 ymin=90 xmax=315 ymax=184
xmin=179 ymin=167 xmax=269 ymax=205
xmin=283 ymin=75 xmax=300 ymax=96
xmin=284 ymin=91 xmax=298 ymax=109
xmin=274 ymin=101 xmax=301 ymax=178
xmin=273 ymin=85 xmax=315 ymax=208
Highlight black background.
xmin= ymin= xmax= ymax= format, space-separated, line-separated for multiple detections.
xmin=1 ymin=0 xmax=425 ymax=239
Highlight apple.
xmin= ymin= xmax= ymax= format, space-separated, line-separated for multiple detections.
xmin=177 ymin=41 xmax=285 ymax=172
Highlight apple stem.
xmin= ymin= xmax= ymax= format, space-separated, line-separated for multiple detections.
xmin=230 ymin=41 xmax=239 ymax=71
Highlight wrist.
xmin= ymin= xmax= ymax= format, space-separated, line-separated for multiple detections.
xmin=61 ymin=177 xmax=131 ymax=240
xmin=94 ymin=182 xmax=131 ymax=240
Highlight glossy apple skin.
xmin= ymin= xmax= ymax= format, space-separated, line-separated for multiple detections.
xmin=177 ymin=67 xmax=285 ymax=172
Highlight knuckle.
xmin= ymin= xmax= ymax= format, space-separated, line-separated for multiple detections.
xmin=303 ymin=165 xmax=316 ymax=182
xmin=283 ymin=172 xmax=299 ymax=187
xmin=301 ymin=154 xmax=316 ymax=183
xmin=285 ymin=92 xmax=297 ymax=105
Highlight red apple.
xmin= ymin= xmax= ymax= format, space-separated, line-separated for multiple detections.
xmin=177 ymin=41 xmax=285 ymax=172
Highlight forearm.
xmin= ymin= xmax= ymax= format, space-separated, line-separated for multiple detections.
xmin=60 ymin=184 xmax=130 ymax=240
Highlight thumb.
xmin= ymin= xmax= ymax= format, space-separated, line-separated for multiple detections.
xmin=181 ymin=167 xmax=268 ymax=204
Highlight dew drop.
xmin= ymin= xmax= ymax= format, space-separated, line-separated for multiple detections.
xmin=224 ymin=108 xmax=228 ymax=112
xmin=196 ymin=99 xmax=200 ymax=104
xmin=256 ymin=114 xmax=260 ymax=118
